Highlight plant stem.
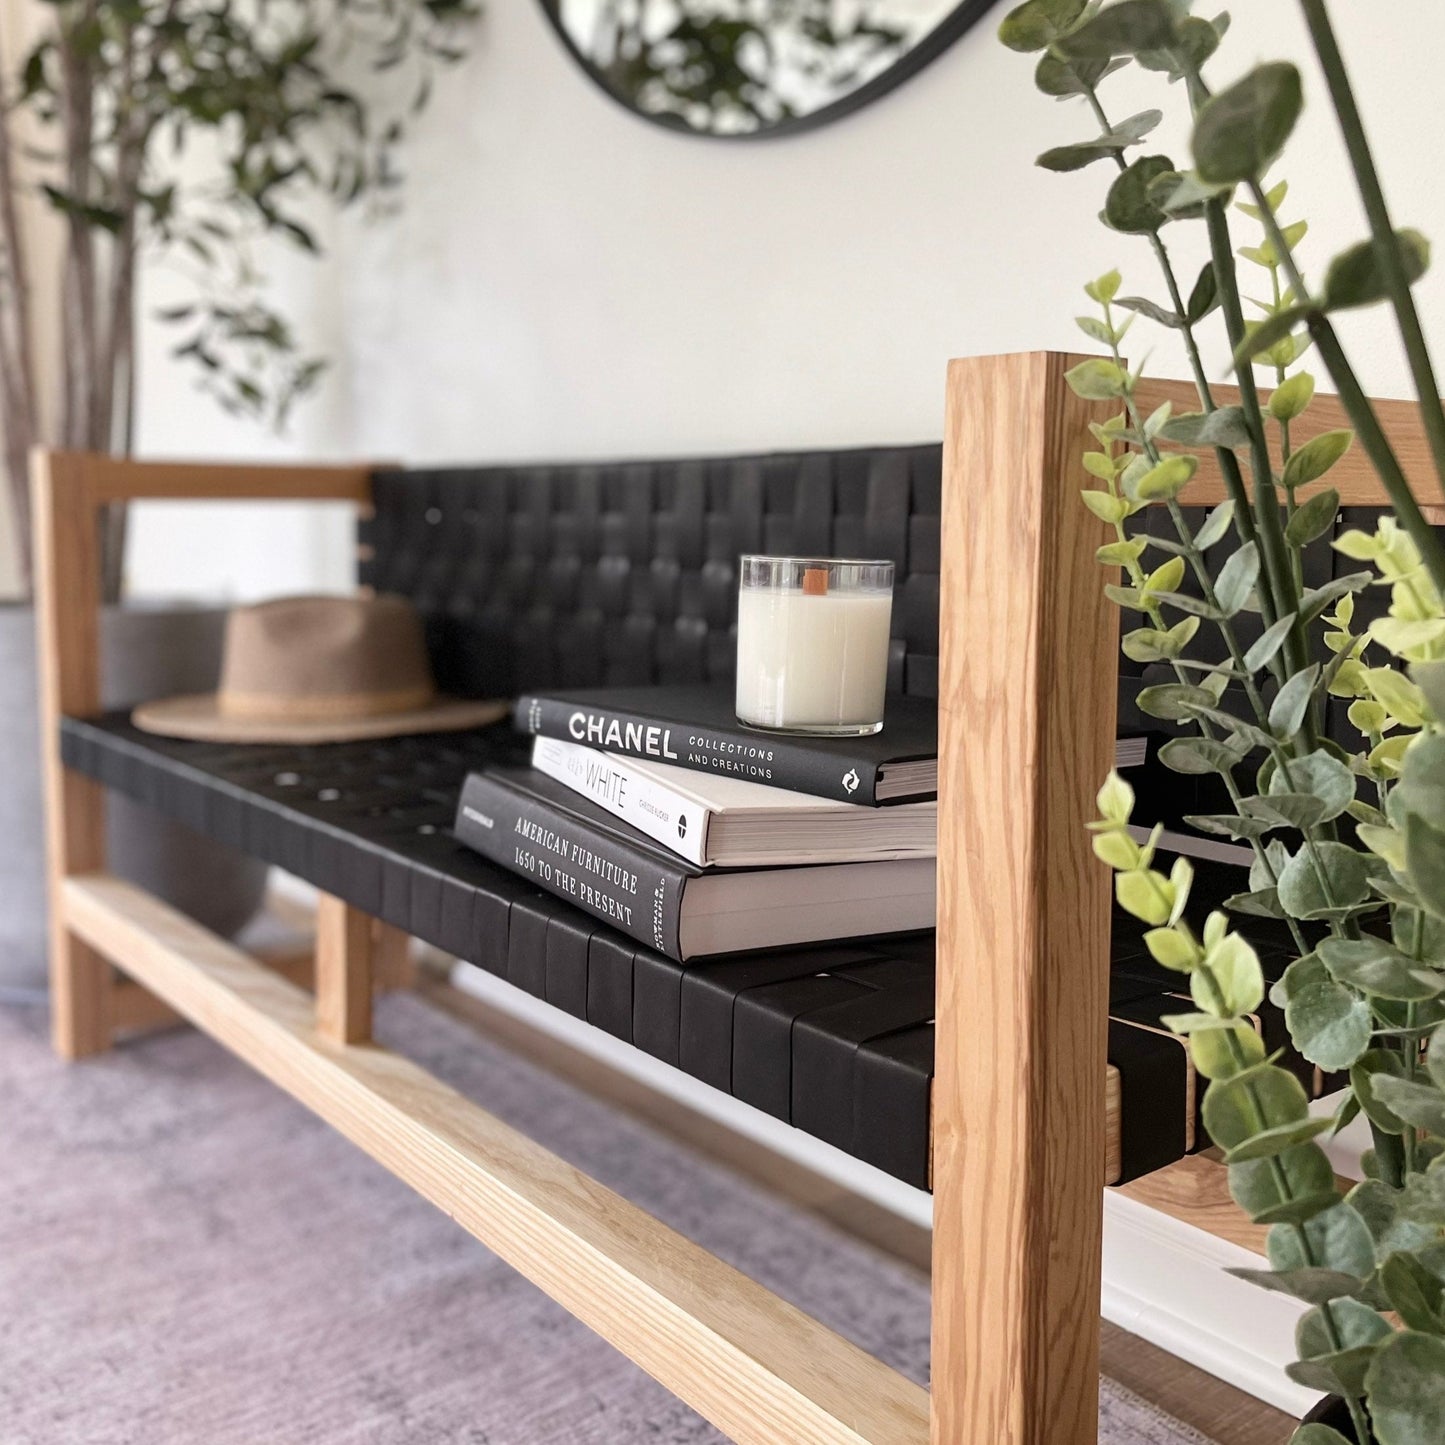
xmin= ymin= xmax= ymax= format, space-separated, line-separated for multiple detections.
xmin=1080 ymin=83 xmax=1280 ymax=649
xmin=1242 ymin=180 xmax=1445 ymax=604
xmin=1204 ymin=199 xmax=1308 ymax=682
xmin=1299 ymin=0 xmax=1445 ymax=505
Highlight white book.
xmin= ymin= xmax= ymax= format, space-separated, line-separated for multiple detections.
xmin=530 ymin=734 xmax=938 ymax=868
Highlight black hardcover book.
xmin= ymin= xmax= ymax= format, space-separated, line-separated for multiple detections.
xmin=513 ymin=684 xmax=937 ymax=806
xmin=454 ymin=767 xmax=936 ymax=961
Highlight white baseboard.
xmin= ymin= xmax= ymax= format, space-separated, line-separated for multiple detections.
xmin=448 ymin=960 xmax=1318 ymax=1415
xmin=1102 ymin=1191 xmax=1316 ymax=1416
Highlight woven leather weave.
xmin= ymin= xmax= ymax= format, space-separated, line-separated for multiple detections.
xmin=358 ymin=446 xmax=942 ymax=702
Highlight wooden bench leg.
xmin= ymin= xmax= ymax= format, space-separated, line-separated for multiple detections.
xmin=933 ymin=354 xmax=1116 ymax=1444
xmin=34 ymin=452 xmax=114 ymax=1060
xmin=315 ymin=894 xmax=374 ymax=1044
xmin=372 ymin=918 xmax=415 ymax=993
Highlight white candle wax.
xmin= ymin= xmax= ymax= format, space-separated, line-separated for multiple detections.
xmin=735 ymin=586 xmax=893 ymax=731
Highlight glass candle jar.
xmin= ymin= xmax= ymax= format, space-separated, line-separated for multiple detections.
xmin=735 ymin=556 xmax=895 ymax=736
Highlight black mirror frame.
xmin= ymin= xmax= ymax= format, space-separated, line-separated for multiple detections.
xmin=536 ymin=0 xmax=1002 ymax=142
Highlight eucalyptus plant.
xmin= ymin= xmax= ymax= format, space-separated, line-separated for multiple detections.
xmin=1000 ymin=2 xmax=1445 ymax=1440
xmin=0 ymin=0 xmax=479 ymax=597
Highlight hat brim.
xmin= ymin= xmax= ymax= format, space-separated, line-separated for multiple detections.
xmin=130 ymin=692 xmax=511 ymax=744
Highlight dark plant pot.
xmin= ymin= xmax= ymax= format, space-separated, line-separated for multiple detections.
xmin=1303 ymin=1395 xmax=1364 ymax=1441
xmin=0 ymin=601 xmax=269 ymax=989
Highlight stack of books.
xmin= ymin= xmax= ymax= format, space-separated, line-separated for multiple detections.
xmin=455 ymin=684 xmax=1154 ymax=964
xmin=453 ymin=684 xmax=942 ymax=963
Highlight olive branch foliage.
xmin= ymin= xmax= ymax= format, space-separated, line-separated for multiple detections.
xmin=0 ymin=0 xmax=479 ymax=597
xmin=1001 ymin=2 xmax=1445 ymax=1439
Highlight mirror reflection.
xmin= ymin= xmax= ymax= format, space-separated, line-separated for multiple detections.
xmin=542 ymin=1 xmax=992 ymax=137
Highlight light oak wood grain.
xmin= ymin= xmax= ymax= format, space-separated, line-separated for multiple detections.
xmin=372 ymin=917 xmax=416 ymax=993
xmin=315 ymin=895 xmax=375 ymax=1045
xmin=32 ymin=449 xmax=111 ymax=1059
xmin=934 ymin=353 xmax=1119 ymax=1445
xmin=78 ymin=454 xmax=373 ymax=504
xmin=63 ymin=872 xmax=931 ymax=1445
xmin=1133 ymin=376 xmax=1443 ymax=507
xmin=1118 ymin=1155 xmax=1269 ymax=1256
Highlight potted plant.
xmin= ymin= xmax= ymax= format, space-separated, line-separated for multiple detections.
xmin=0 ymin=0 xmax=478 ymax=985
xmin=1000 ymin=1 xmax=1445 ymax=1439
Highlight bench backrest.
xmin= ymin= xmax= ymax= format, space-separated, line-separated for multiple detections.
xmin=359 ymin=446 xmax=943 ymax=701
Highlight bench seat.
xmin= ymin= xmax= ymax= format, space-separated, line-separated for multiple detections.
xmin=61 ymin=711 xmax=1282 ymax=1191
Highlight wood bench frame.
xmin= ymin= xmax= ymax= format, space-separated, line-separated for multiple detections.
xmin=36 ymin=352 xmax=1436 ymax=1444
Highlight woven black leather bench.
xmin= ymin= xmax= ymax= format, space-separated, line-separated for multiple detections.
xmin=62 ymin=710 xmax=1292 ymax=1190
xmin=57 ymin=443 xmax=1323 ymax=1191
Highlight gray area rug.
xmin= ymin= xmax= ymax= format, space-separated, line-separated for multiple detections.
xmin=0 ymin=993 xmax=1215 ymax=1444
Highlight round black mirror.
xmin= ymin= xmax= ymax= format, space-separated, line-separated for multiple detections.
xmin=539 ymin=1 xmax=1000 ymax=139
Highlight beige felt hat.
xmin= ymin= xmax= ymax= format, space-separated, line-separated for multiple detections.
xmin=131 ymin=593 xmax=508 ymax=743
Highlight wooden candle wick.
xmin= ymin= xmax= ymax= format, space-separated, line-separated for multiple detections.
xmin=802 ymin=566 xmax=829 ymax=596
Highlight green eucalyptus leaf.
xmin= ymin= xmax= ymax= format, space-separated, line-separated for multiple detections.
xmin=1193 ymin=63 xmax=1303 ymax=184
xmin=1034 ymin=50 xmax=1125 ymax=95
xmin=1180 ymin=702 xmax=1275 ymax=752
xmin=1232 ymin=305 xmax=1314 ymax=370
xmin=1398 ymin=734 xmax=1445 ymax=829
xmin=1288 ymin=1424 xmax=1352 ymax=1445
xmin=1371 ymin=1076 xmax=1445 ymax=1134
xmin=1159 ymin=735 xmax=1250 ymax=775
xmin=1215 ymin=541 xmax=1261 ymax=617
xmin=1272 ymin=748 xmax=1355 ymax=822
xmin=1285 ymin=487 xmax=1340 ymax=546
xmin=1186 ymin=261 xmax=1219 ymax=323
xmin=1290 ymin=1298 xmax=1391 ymax=1397
xmin=1229 ymin=1265 xmax=1363 ymax=1305
xmin=1363 ymin=1331 xmax=1445 ymax=1445
xmin=1224 ymin=1115 xmax=1335 ymax=1162
xmin=1144 ymin=589 xmax=1223 ymax=620
xmin=1150 ymin=167 xmax=1235 ymax=218
xmin=1241 ymin=792 xmax=1327 ymax=830
xmin=1286 ymin=980 xmax=1371 ymax=1071
xmin=1300 ymin=572 xmax=1373 ymax=626
xmin=1194 ymin=932 xmax=1264 ymax=1015
xmin=1270 ymin=664 xmax=1319 ymax=739
xmin=1051 ymin=0 xmax=1177 ymax=58
xmin=1137 ymin=683 xmax=1216 ymax=721
xmin=1348 ymin=1176 xmax=1442 ymax=1256
xmin=1410 ymin=660 xmax=1445 ymax=725
xmin=1225 ymin=887 xmax=1286 ymax=918
xmin=1133 ymin=454 xmax=1198 ymax=501
xmin=998 ymin=0 xmax=1088 ymax=52
xmin=1076 ymin=315 xmax=1117 ymax=346
xmin=1186 ymin=812 xmax=1271 ymax=840
xmin=1431 ymin=1023 xmax=1445 ymax=1090
xmin=1113 ymin=294 xmax=1185 ymax=328
xmin=1269 ymin=950 xmax=1328 ymax=1008
xmin=1244 ymin=613 xmax=1296 ymax=674
xmin=1158 ymin=406 xmax=1251 ymax=449
xmin=1351 ymin=1051 xmax=1410 ymax=1137
xmin=1380 ymin=1253 xmax=1445 ymax=1333
xmin=1193 ymin=499 xmax=1237 ymax=550
xmin=1322 ymin=228 xmax=1432 ymax=311
xmin=1203 ymin=1061 xmax=1309 ymax=1151
xmin=1269 ymin=371 xmax=1316 ymax=423
xmin=1104 ymin=154 xmax=1177 ymax=234
xmin=1187 ymin=1020 xmax=1266 ymax=1079
xmin=1319 ymin=938 xmax=1445 ymax=1001
xmin=1283 ymin=432 xmax=1354 ymax=491
xmin=1039 ymin=111 xmax=1164 ymax=171
xmin=1269 ymin=1201 xmax=1376 ymax=1280
xmin=1277 ymin=843 xmax=1370 ymax=920
xmin=1066 ymin=357 xmax=1129 ymax=399
xmin=1229 ymin=1143 xmax=1337 ymax=1224
xmin=1405 ymin=811 xmax=1445 ymax=920
xmin=1137 ymin=13 xmax=1223 ymax=76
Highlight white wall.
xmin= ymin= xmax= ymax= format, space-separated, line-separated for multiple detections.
xmin=132 ymin=0 xmax=1445 ymax=593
